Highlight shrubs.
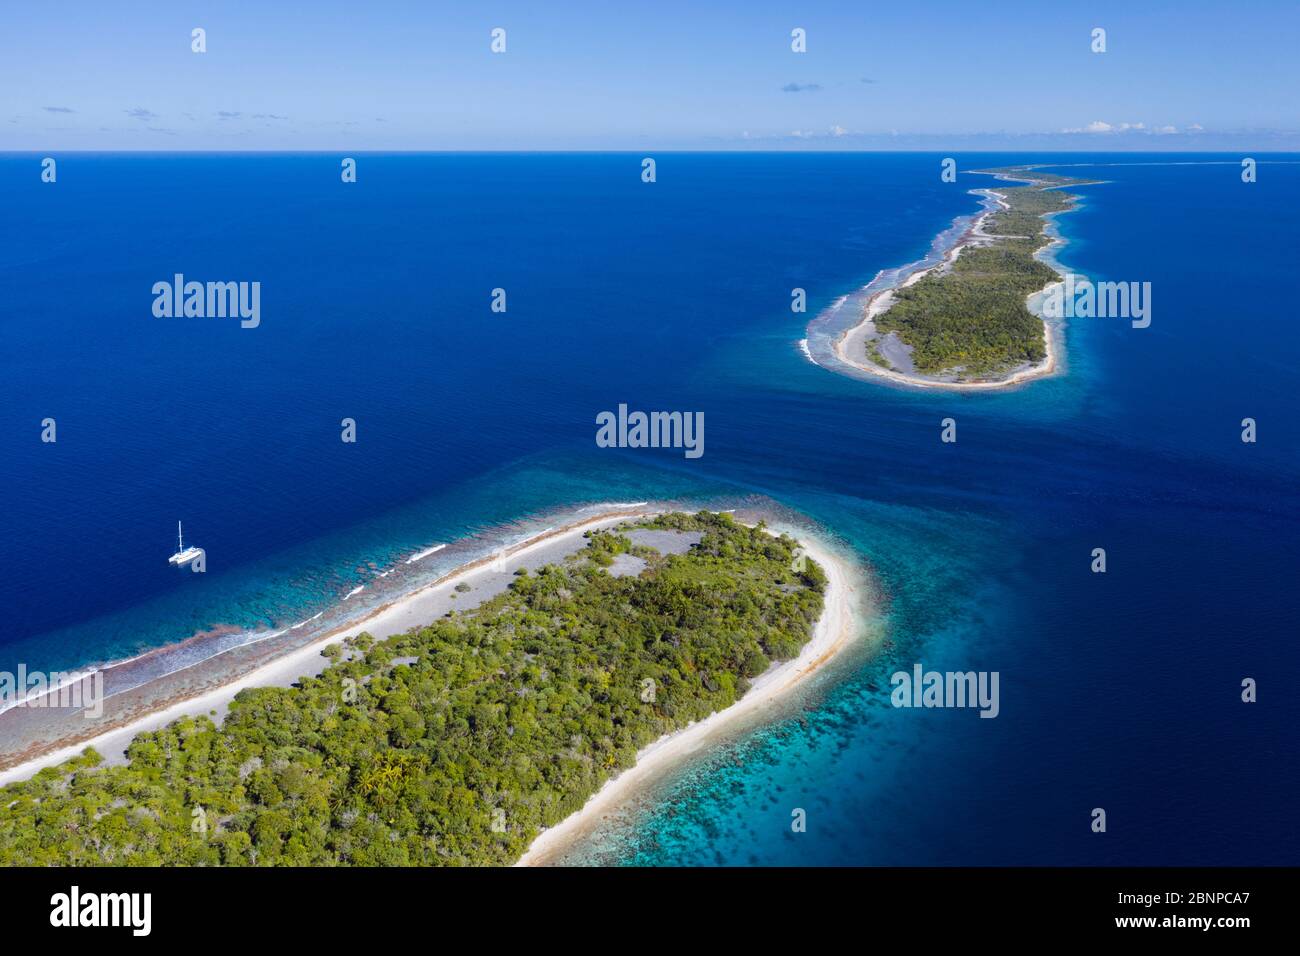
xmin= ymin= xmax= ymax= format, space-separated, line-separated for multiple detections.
xmin=0 ymin=512 xmax=825 ymax=867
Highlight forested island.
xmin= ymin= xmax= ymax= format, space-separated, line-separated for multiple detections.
xmin=867 ymin=166 xmax=1095 ymax=381
xmin=0 ymin=512 xmax=826 ymax=866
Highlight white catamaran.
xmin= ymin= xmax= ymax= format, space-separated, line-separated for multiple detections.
xmin=168 ymin=521 xmax=203 ymax=566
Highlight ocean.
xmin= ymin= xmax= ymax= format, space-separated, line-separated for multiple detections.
xmin=1 ymin=151 xmax=1296 ymax=864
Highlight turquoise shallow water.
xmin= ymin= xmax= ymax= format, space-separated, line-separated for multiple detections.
xmin=1 ymin=152 xmax=1296 ymax=863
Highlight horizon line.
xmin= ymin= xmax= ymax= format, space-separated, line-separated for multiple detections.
xmin=3 ymin=148 xmax=1297 ymax=155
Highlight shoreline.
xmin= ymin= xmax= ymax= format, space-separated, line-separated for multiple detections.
xmin=1 ymin=505 xmax=871 ymax=869
xmin=516 ymin=526 xmax=864 ymax=866
xmin=0 ymin=505 xmax=660 ymax=786
xmin=826 ymin=169 xmax=1091 ymax=391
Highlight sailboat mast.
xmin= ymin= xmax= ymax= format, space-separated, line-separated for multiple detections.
xmin=178 ymin=520 xmax=183 ymax=551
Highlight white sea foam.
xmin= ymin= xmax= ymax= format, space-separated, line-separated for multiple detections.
xmin=406 ymin=544 xmax=446 ymax=564
xmin=93 ymin=627 xmax=293 ymax=704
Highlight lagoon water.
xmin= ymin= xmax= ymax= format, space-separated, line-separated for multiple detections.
xmin=1 ymin=152 xmax=1297 ymax=863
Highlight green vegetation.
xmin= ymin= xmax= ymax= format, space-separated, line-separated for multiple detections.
xmin=0 ymin=512 xmax=824 ymax=866
xmin=872 ymin=166 xmax=1092 ymax=377
xmin=865 ymin=339 xmax=889 ymax=368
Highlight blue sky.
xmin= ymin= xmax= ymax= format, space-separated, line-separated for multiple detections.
xmin=3 ymin=0 xmax=1298 ymax=150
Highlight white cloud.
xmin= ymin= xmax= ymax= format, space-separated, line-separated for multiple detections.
xmin=1187 ymin=123 xmax=1204 ymax=131
xmin=829 ymin=124 xmax=848 ymax=137
xmin=1060 ymin=120 xmax=1113 ymax=133
xmin=1062 ymin=120 xmax=1149 ymax=134
xmin=1155 ymin=125 xmax=1178 ymax=134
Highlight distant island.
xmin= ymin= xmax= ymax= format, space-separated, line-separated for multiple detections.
xmin=0 ymin=510 xmax=854 ymax=866
xmin=833 ymin=166 xmax=1101 ymax=389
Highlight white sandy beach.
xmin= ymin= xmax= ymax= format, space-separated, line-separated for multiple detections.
xmin=830 ymin=173 xmax=1078 ymax=392
xmin=516 ymin=528 xmax=863 ymax=866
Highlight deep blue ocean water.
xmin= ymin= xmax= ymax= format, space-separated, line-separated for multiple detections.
xmin=1 ymin=152 xmax=1296 ymax=864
